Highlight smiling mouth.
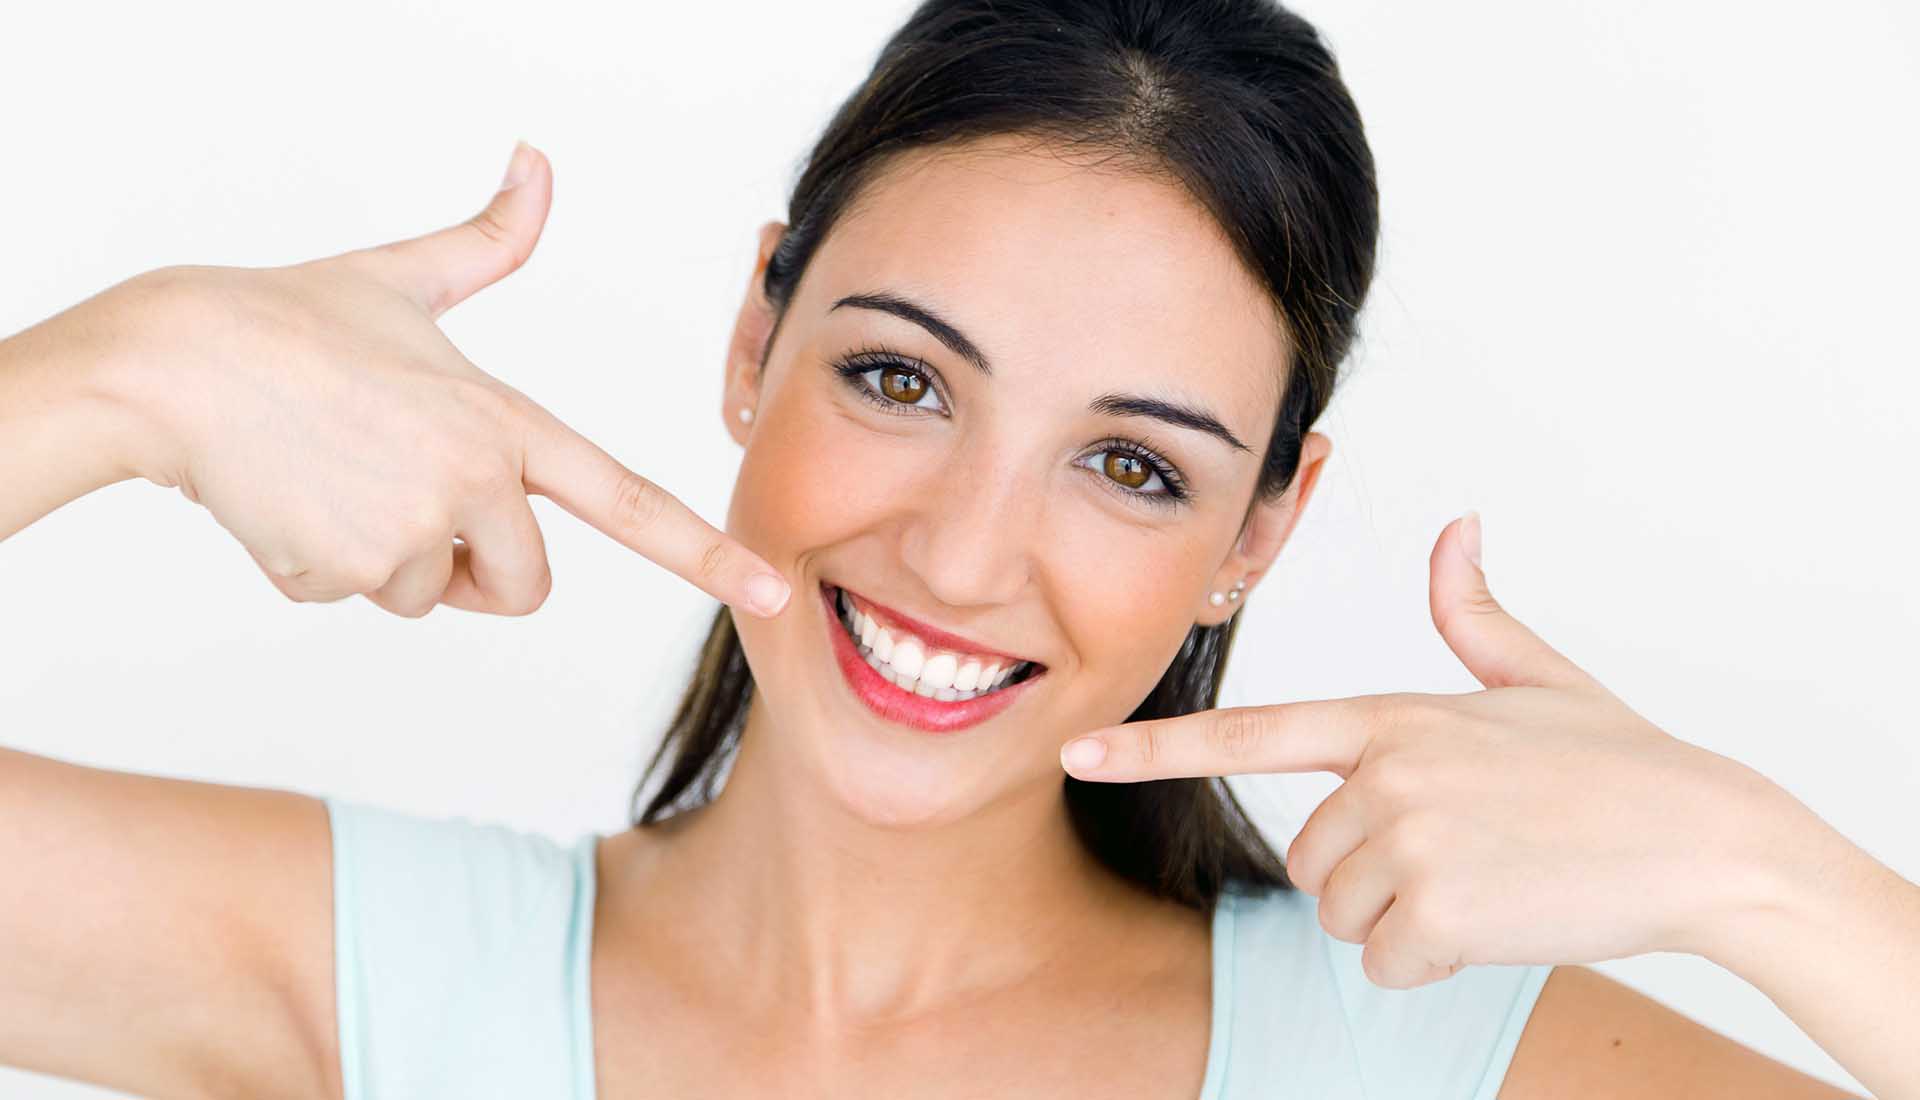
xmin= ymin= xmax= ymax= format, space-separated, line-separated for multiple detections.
xmin=827 ymin=584 xmax=1043 ymax=702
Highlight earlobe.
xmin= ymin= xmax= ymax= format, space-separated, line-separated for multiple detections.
xmin=722 ymin=222 xmax=788 ymax=446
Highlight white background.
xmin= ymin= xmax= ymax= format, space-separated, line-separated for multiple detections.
xmin=3 ymin=1 xmax=1915 ymax=1096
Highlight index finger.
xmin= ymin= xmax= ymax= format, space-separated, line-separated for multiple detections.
xmin=518 ymin=402 xmax=791 ymax=617
xmin=1059 ymin=698 xmax=1384 ymax=782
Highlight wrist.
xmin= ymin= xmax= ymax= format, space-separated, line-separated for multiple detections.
xmin=70 ymin=266 xmax=206 ymax=486
xmin=1681 ymin=763 xmax=1873 ymax=973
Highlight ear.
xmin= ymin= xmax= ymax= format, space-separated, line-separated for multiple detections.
xmin=723 ymin=220 xmax=787 ymax=446
xmin=1200 ymin=430 xmax=1333 ymax=625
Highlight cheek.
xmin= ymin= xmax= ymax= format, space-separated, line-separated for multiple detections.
xmin=725 ymin=399 xmax=870 ymax=556
xmin=1045 ymin=524 xmax=1216 ymax=707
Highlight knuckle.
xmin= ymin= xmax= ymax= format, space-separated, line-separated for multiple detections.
xmin=467 ymin=204 xmax=514 ymax=251
xmin=341 ymin=555 xmax=394 ymax=593
xmin=461 ymin=457 xmax=521 ymax=502
xmin=504 ymin=574 xmax=552 ymax=617
xmin=1381 ymin=813 xmax=1441 ymax=867
xmin=1361 ymin=942 xmax=1398 ymax=988
xmin=1398 ymin=886 xmax=1453 ymax=943
xmin=1134 ymin=723 xmax=1161 ymax=767
xmin=1362 ymin=752 xmax=1422 ymax=808
xmin=696 ymin=539 xmax=730 ymax=581
xmin=611 ymin=472 xmax=670 ymax=534
xmin=1209 ymin=708 xmax=1265 ymax=761
xmin=1319 ymin=896 xmax=1362 ymax=944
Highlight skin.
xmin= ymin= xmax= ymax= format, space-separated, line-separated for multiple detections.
xmin=1 ymin=138 xmax=1900 ymax=1098
xmin=588 ymin=134 xmax=1325 ymax=1094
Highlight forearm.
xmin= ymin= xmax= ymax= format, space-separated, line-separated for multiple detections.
xmin=1699 ymin=803 xmax=1920 ymax=1100
xmin=0 ymin=279 xmax=172 ymax=543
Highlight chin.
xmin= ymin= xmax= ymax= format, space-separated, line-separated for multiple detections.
xmin=813 ymin=748 xmax=993 ymax=830
xmin=728 ymin=554 xmax=1073 ymax=830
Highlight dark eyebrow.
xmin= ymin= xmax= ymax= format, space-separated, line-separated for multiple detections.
xmin=1088 ymin=392 xmax=1253 ymax=453
xmin=831 ymin=290 xmax=1251 ymax=454
xmin=831 ymin=293 xmax=992 ymax=376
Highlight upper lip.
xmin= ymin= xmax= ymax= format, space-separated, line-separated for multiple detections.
xmin=827 ymin=581 xmax=1044 ymax=669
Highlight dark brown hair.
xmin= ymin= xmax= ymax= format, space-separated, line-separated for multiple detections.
xmin=631 ymin=0 xmax=1379 ymax=911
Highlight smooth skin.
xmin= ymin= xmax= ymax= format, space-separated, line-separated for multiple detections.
xmin=0 ymin=140 xmax=1891 ymax=1099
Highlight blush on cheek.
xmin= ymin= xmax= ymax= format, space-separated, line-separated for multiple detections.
xmin=725 ymin=400 xmax=867 ymax=556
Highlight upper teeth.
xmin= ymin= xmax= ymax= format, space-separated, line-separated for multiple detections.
xmin=837 ymin=588 xmax=1032 ymax=702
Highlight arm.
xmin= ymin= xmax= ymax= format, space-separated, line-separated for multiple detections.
xmin=2 ymin=140 xmax=790 ymax=1099
xmin=1 ymin=275 xmax=341 ymax=1099
xmin=1691 ymin=807 xmax=1918 ymax=1099
xmin=1497 ymin=782 xmax=1908 ymax=1100
xmin=0 ymin=272 xmax=173 ymax=542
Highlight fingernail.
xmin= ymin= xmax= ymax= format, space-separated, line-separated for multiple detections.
xmin=1061 ymin=737 xmax=1107 ymax=772
xmin=500 ymin=140 xmax=534 ymax=191
xmin=744 ymin=572 xmax=790 ymax=617
xmin=1460 ymin=510 xmax=1483 ymax=570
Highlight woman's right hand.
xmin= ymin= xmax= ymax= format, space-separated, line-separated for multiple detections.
xmin=92 ymin=141 xmax=791 ymax=620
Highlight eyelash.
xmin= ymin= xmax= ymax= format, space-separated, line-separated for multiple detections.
xmin=829 ymin=349 xmax=1194 ymax=510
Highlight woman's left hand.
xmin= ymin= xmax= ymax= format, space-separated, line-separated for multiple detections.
xmin=1058 ymin=513 xmax=1828 ymax=989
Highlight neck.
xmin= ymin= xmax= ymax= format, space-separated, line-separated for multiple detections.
xmin=630 ymin=691 xmax=1145 ymax=1031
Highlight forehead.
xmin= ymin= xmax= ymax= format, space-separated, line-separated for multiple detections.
xmin=799 ymin=135 xmax=1287 ymax=420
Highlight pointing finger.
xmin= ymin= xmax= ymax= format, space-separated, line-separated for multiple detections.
xmin=516 ymin=398 xmax=791 ymax=618
xmin=1060 ymin=698 xmax=1385 ymax=783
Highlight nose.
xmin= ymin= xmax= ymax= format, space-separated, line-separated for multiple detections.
xmin=895 ymin=442 xmax=1038 ymax=610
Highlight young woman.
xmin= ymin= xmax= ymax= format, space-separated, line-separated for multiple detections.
xmin=1 ymin=1 xmax=1911 ymax=1098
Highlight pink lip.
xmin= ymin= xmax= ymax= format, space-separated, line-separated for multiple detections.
xmin=820 ymin=582 xmax=1044 ymax=733
xmin=841 ymin=586 xmax=1039 ymax=668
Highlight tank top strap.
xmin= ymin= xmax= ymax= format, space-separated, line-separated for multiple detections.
xmin=325 ymin=796 xmax=599 ymax=1100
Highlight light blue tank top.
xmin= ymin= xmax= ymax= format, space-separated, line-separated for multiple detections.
xmin=325 ymin=796 xmax=1552 ymax=1099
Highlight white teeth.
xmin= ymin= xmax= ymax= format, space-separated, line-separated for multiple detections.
xmin=890 ymin=637 xmax=925 ymax=680
xmin=919 ymin=653 xmax=957 ymax=692
xmin=835 ymin=586 xmax=1036 ymax=702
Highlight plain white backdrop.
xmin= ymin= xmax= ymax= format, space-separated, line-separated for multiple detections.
xmin=3 ymin=0 xmax=1915 ymax=1096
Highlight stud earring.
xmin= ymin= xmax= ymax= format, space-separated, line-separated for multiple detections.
xmin=1208 ymin=577 xmax=1248 ymax=607
xmin=738 ymin=406 xmax=754 ymax=424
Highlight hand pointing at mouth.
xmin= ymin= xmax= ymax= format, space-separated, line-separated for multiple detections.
xmin=43 ymin=141 xmax=792 ymax=620
xmin=1058 ymin=514 xmax=1851 ymax=990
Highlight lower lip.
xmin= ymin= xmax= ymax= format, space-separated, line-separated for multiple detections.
xmin=820 ymin=582 xmax=1043 ymax=734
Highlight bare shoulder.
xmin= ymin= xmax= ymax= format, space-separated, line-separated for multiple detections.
xmin=1498 ymin=965 xmax=1863 ymax=1099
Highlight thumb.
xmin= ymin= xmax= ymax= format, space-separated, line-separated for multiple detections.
xmin=363 ymin=140 xmax=553 ymax=319
xmin=1428 ymin=511 xmax=1594 ymax=691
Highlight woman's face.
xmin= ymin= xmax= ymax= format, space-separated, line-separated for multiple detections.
xmin=721 ymin=135 xmax=1328 ymax=828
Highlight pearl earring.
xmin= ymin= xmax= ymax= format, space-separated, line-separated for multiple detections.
xmin=1208 ymin=577 xmax=1248 ymax=606
xmin=738 ymin=406 xmax=754 ymax=424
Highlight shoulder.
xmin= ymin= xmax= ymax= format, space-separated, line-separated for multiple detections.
xmin=1496 ymin=964 xmax=1865 ymax=1100
xmin=1213 ymin=884 xmax=1553 ymax=1100
xmin=324 ymin=797 xmax=599 ymax=1100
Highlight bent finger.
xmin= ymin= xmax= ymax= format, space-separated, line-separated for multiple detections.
xmin=440 ymin=493 xmax=551 ymax=617
xmin=365 ymin=545 xmax=455 ymax=619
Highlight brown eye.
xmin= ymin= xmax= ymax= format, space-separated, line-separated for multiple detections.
xmin=880 ymin=365 xmax=926 ymax=404
xmin=1104 ymin=452 xmax=1151 ymax=489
